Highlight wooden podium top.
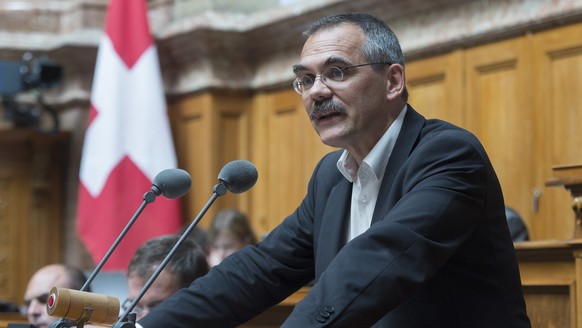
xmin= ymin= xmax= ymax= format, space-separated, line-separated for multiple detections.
xmin=545 ymin=164 xmax=582 ymax=238
xmin=545 ymin=164 xmax=582 ymax=188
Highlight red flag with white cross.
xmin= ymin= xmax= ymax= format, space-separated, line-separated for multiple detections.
xmin=77 ymin=0 xmax=182 ymax=270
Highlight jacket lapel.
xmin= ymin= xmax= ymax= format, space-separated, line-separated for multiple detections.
xmin=371 ymin=105 xmax=426 ymax=224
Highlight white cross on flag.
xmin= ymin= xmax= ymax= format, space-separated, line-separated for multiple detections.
xmin=77 ymin=0 xmax=182 ymax=270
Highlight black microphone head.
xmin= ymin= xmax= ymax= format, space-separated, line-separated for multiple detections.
xmin=152 ymin=168 xmax=191 ymax=199
xmin=218 ymin=160 xmax=258 ymax=194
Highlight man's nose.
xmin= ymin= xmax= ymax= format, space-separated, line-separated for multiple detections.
xmin=309 ymin=77 xmax=332 ymax=100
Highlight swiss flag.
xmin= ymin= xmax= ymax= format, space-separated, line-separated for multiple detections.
xmin=77 ymin=0 xmax=182 ymax=270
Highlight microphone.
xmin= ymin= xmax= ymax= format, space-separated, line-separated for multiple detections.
xmin=217 ymin=159 xmax=258 ymax=194
xmin=116 ymin=160 xmax=258 ymax=325
xmin=49 ymin=168 xmax=191 ymax=328
xmin=46 ymin=287 xmax=119 ymax=326
xmin=151 ymin=168 xmax=192 ymax=199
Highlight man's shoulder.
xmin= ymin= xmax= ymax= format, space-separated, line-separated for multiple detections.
xmin=422 ymin=118 xmax=481 ymax=145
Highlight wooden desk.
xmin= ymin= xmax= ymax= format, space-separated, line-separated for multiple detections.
xmin=242 ymin=241 xmax=582 ymax=328
xmin=515 ymin=239 xmax=582 ymax=328
xmin=240 ymin=287 xmax=308 ymax=328
xmin=0 ymin=313 xmax=27 ymax=328
xmin=2 ymin=243 xmax=574 ymax=328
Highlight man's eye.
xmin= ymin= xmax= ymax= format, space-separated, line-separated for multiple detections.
xmin=301 ymin=75 xmax=314 ymax=84
xmin=330 ymin=68 xmax=344 ymax=79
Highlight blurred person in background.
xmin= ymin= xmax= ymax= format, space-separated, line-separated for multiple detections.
xmin=125 ymin=234 xmax=208 ymax=320
xmin=205 ymin=209 xmax=257 ymax=267
xmin=505 ymin=207 xmax=529 ymax=242
xmin=23 ymin=264 xmax=89 ymax=328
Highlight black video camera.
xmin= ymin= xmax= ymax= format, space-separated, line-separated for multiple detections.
xmin=0 ymin=54 xmax=63 ymax=131
xmin=0 ymin=55 xmax=63 ymax=95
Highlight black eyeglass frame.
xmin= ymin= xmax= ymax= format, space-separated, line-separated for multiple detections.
xmin=292 ymin=61 xmax=393 ymax=94
xmin=121 ymin=297 xmax=161 ymax=316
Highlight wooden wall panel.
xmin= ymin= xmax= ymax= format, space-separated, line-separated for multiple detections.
xmin=170 ymin=93 xmax=217 ymax=229
xmin=265 ymin=90 xmax=305 ymax=233
xmin=406 ymin=50 xmax=464 ymax=127
xmin=0 ymin=130 xmax=66 ymax=304
xmin=0 ymin=164 xmax=29 ymax=304
xmin=169 ymin=22 xmax=582 ymax=243
xmin=169 ymin=92 xmax=251 ymax=230
xmin=214 ymin=93 xmax=252 ymax=218
xmin=250 ymin=90 xmax=334 ymax=236
xmin=464 ymin=37 xmax=536 ymax=238
xmin=533 ymin=22 xmax=582 ymax=240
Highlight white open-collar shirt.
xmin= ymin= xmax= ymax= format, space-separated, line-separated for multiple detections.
xmin=337 ymin=105 xmax=407 ymax=242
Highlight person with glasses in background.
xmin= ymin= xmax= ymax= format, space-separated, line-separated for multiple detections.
xmin=138 ymin=13 xmax=530 ymax=327
xmin=124 ymin=234 xmax=208 ymax=320
xmin=22 ymin=264 xmax=89 ymax=328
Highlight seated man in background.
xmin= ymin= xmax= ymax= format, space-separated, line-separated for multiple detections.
xmin=23 ymin=264 xmax=89 ymax=328
xmin=206 ymin=208 xmax=257 ymax=267
xmin=124 ymin=234 xmax=208 ymax=320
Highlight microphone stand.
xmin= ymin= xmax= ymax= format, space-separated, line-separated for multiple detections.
xmin=113 ymin=183 xmax=227 ymax=327
xmin=82 ymin=191 xmax=158 ymax=292
xmin=49 ymin=191 xmax=159 ymax=328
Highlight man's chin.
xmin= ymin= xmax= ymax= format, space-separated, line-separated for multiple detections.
xmin=317 ymin=131 xmax=345 ymax=149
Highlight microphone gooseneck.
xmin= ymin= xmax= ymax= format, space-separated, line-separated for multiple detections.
xmin=49 ymin=168 xmax=193 ymax=328
xmin=217 ymin=160 xmax=258 ymax=194
xmin=79 ymin=168 xmax=192 ymax=293
xmin=151 ymin=168 xmax=192 ymax=199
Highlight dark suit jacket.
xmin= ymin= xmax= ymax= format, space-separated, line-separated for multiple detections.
xmin=140 ymin=106 xmax=530 ymax=327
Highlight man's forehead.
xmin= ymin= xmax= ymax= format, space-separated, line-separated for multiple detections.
xmin=295 ymin=26 xmax=364 ymax=69
xmin=25 ymin=273 xmax=69 ymax=299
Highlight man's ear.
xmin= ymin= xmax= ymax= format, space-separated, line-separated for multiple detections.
xmin=386 ymin=64 xmax=405 ymax=101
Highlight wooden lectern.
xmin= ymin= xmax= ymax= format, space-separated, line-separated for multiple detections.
xmin=545 ymin=164 xmax=582 ymax=238
xmin=510 ymin=164 xmax=582 ymax=327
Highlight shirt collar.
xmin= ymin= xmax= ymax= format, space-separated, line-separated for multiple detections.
xmin=337 ymin=105 xmax=408 ymax=182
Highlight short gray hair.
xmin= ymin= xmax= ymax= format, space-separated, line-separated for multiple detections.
xmin=303 ymin=13 xmax=409 ymax=101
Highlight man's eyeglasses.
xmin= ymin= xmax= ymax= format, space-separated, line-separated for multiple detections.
xmin=292 ymin=62 xmax=392 ymax=94
xmin=23 ymin=293 xmax=49 ymax=306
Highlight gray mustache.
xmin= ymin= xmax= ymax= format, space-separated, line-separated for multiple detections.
xmin=309 ymin=100 xmax=346 ymax=120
